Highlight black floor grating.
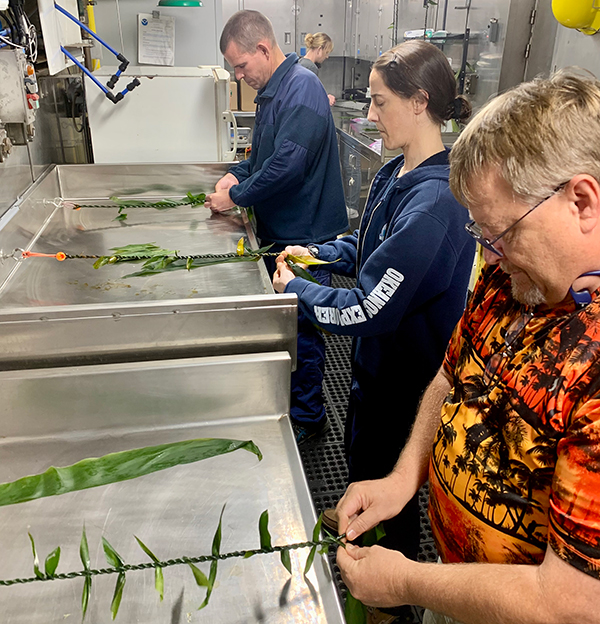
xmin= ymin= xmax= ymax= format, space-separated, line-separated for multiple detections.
xmin=298 ymin=273 xmax=437 ymax=622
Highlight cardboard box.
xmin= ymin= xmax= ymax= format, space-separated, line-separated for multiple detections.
xmin=239 ymin=79 xmax=257 ymax=112
xmin=229 ymin=81 xmax=238 ymax=111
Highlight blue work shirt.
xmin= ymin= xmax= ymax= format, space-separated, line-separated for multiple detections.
xmin=229 ymin=53 xmax=348 ymax=244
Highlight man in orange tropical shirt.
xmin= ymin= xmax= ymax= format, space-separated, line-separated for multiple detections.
xmin=335 ymin=70 xmax=600 ymax=624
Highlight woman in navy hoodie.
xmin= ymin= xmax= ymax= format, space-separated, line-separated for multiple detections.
xmin=273 ymin=41 xmax=475 ymax=560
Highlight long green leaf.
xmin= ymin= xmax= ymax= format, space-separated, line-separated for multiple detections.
xmin=304 ymin=513 xmax=324 ymax=576
xmin=0 ymin=438 xmax=261 ymax=507
xmin=258 ymin=510 xmax=272 ymax=550
xmin=102 ymin=537 xmax=124 ymax=568
xmin=28 ymin=532 xmax=44 ymax=579
xmin=44 ymin=546 xmax=61 ymax=577
xmin=280 ymin=548 xmax=292 ymax=575
xmin=212 ymin=504 xmax=225 ymax=557
xmin=110 ymin=572 xmax=126 ymax=620
xmin=80 ymin=527 xmax=91 ymax=621
xmin=303 ymin=545 xmax=317 ymax=576
xmin=135 ymin=536 xmax=164 ymax=601
xmin=344 ymin=591 xmax=368 ymax=624
xmin=198 ymin=505 xmax=225 ymax=611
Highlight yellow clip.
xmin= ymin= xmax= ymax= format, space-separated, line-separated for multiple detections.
xmin=236 ymin=237 xmax=245 ymax=256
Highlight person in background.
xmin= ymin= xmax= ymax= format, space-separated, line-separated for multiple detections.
xmin=335 ymin=70 xmax=600 ymax=624
xmin=299 ymin=32 xmax=336 ymax=105
xmin=205 ymin=10 xmax=348 ymax=443
xmin=273 ymin=40 xmax=474 ymax=621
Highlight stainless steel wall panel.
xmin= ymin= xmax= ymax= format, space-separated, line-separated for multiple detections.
xmin=0 ymin=146 xmax=33 ymax=217
xmin=0 ymin=296 xmax=297 ymax=370
xmin=55 ymin=162 xmax=231 ymax=200
xmin=295 ymin=0 xmax=346 ymax=56
xmin=92 ymin=0 xmax=223 ymax=67
xmin=0 ymin=165 xmax=60 ymax=288
xmin=243 ymin=0 xmax=296 ymax=54
xmin=0 ymin=353 xmax=344 ymax=623
xmin=550 ymin=21 xmax=600 ymax=78
xmin=0 ymin=352 xmax=292 ymax=438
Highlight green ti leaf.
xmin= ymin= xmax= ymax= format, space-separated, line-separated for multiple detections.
xmin=28 ymin=532 xmax=44 ymax=579
xmin=312 ymin=512 xmax=324 ymax=543
xmin=110 ymin=572 xmax=126 ymax=620
xmin=303 ymin=545 xmax=317 ymax=576
xmin=345 ymin=590 xmax=368 ymax=624
xmin=93 ymin=256 xmax=111 ymax=269
xmin=102 ymin=537 xmax=124 ymax=568
xmin=187 ymin=192 xmax=206 ymax=206
xmin=362 ymin=523 xmax=386 ymax=547
xmin=286 ymin=254 xmax=336 ymax=266
xmin=280 ymin=548 xmax=292 ymax=575
xmin=258 ymin=510 xmax=272 ymax=550
xmin=285 ymin=259 xmax=321 ymax=284
xmin=80 ymin=526 xmax=92 ymax=621
xmin=198 ymin=504 xmax=226 ymax=610
xmin=135 ymin=536 xmax=164 ymax=602
xmin=44 ymin=546 xmax=61 ymax=577
xmin=188 ymin=563 xmax=210 ymax=588
xmin=0 ymin=438 xmax=261 ymax=508
xmin=304 ymin=512 xmax=324 ymax=576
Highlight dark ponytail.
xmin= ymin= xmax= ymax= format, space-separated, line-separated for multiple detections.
xmin=374 ymin=41 xmax=472 ymax=125
xmin=447 ymin=94 xmax=472 ymax=123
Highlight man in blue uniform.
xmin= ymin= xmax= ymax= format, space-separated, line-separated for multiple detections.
xmin=205 ymin=10 xmax=348 ymax=442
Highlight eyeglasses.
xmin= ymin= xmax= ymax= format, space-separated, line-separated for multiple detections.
xmin=483 ymin=311 xmax=533 ymax=387
xmin=465 ymin=183 xmax=567 ymax=257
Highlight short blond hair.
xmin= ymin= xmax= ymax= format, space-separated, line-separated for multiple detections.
xmin=305 ymin=32 xmax=333 ymax=54
xmin=449 ymin=69 xmax=600 ymax=206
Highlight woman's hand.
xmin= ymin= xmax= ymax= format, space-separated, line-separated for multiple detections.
xmin=275 ymin=245 xmax=312 ymax=266
xmin=273 ymin=259 xmax=297 ymax=293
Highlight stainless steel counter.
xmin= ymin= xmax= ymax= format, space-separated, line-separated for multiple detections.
xmin=0 ymin=163 xmax=297 ymax=369
xmin=0 ymin=352 xmax=344 ymax=623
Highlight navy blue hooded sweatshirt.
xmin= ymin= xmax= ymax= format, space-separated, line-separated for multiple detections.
xmin=229 ymin=53 xmax=348 ymax=245
xmin=285 ymin=149 xmax=475 ymax=481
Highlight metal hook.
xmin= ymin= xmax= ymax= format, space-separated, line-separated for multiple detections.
xmin=0 ymin=248 xmax=23 ymax=264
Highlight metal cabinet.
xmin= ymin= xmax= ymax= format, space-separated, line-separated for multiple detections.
xmin=295 ymin=1 xmax=346 ymax=56
xmin=338 ymin=130 xmax=382 ymax=227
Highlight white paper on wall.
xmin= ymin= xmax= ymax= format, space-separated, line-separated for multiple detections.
xmin=137 ymin=13 xmax=175 ymax=66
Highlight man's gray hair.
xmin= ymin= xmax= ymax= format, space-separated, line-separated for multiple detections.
xmin=449 ymin=69 xmax=600 ymax=207
xmin=220 ymin=10 xmax=277 ymax=55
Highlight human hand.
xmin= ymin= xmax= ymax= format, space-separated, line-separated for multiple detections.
xmin=336 ymin=475 xmax=406 ymax=542
xmin=204 ymin=189 xmax=236 ymax=213
xmin=215 ymin=172 xmax=239 ymax=192
xmin=273 ymin=259 xmax=296 ymax=293
xmin=337 ymin=543 xmax=410 ymax=607
xmin=275 ymin=245 xmax=312 ymax=267
xmin=328 ymin=94 xmax=336 ymax=106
